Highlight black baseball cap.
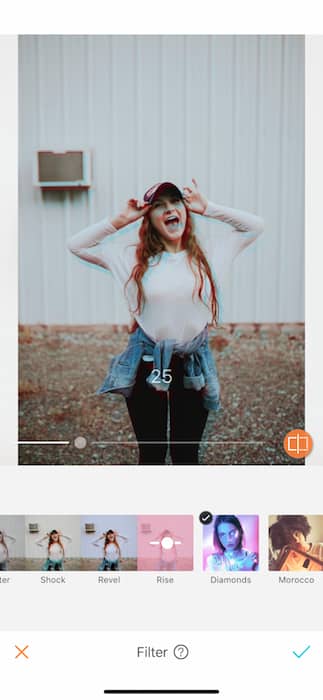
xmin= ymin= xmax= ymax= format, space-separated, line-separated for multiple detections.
xmin=143 ymin=181 xmax=183 ymax=204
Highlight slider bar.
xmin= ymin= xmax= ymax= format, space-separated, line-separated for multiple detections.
xmin=104 ymin=692 xmax=219 ymax=695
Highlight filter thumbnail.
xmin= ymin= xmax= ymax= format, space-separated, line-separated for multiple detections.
xmin=269 ymin=515 xmax=323 ymax=571
xmin=203 ymin=514 xmax=259 ymax=572
xmin=80 ymin=516 xmax=137 ymax=570
xmin=0 ymin=516 xmax=25 ymax=571
xmin=137 ymin=515 xmax=193 ymax=571
xmin=25 ymin=516 xmax=81 ymax=571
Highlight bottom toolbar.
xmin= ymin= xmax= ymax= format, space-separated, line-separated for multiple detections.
xmin=2 ymin=630 xmax=320 ymax=700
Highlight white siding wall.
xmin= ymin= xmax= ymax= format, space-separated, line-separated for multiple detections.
xmin=19 ymin=35 xmax=304 ymax=324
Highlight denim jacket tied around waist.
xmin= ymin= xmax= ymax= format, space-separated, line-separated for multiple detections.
xmin=96 ymin=325 xmax=221 ymax=412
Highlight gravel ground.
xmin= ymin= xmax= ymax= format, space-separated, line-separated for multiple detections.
xmin=79 ymin=558 xmax=137 ymax=571
xmin=19 ymin=323 xmax=304 ymax=466
xmin=22 ymin=558 xmax=137 ymax=571
xmin=1 ymin=559 xmax=25 ymax=572
xmin=138 ymin=558 xmax=193 ymax=571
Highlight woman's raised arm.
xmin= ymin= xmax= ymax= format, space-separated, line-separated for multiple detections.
xmin=183 ymin=178 xmax=264 ymax=236
xmin=67 ymin=199 xmax=151 ymax=269
xmin=115 ymin=532 xmax=128 ymax=542
xmin=36 ymin=535 xmax=48 ymax=547
xmin=61 ymin=534 xmax=72 ymax=543
xmin=202 ymin=200 xmax=264 ymax=236
xmin=5 ymin=534 xmax=16 ymax=543
xmin=91 ymin=534 xmax=105 ymax=547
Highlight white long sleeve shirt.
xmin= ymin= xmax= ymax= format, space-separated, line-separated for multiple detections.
xmin=48 ymin=543 xmax=64 ymax=562
xmin=68 ymin=202 xmax=264 ymax=343
xmin=104 ymin=544 xmax=120 ymax=562
xmin=0 ymin=543 xmax=8 ymax=563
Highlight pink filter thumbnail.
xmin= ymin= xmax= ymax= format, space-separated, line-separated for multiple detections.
xmin=137 ymin=515 xmax=193 ymax=571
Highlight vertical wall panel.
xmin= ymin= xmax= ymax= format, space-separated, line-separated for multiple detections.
xmin=19 ymin=35 xmax=304 ymax=324
xmin=160 ymin=36 xmax=187 ymax=182
xmin=231 ymin=36 xmax=259 ymax=322
xmin=278 ymin=36 xmax=305 ymax=322
xmin=254 ymin=36 xmax=285 ymax=322
xmin=184 ymin=36 xmax=210 ymax=189
xmin=19 ymin=37 xmax=45 ymax=323
xmin=137 ymin=36 xmax=164 ymax=189
xmin=207 ymin=36 xmax=235 ymax=319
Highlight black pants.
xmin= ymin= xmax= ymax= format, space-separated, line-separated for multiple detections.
xmin=126 ymin=357 xmax=209 ymax=465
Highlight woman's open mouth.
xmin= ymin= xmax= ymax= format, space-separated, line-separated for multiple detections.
xmin=164 ymin=214 xmax=182 ymax=231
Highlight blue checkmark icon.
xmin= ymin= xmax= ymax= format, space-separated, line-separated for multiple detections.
xmin=292 ymin=645 xmax=311 ymax=659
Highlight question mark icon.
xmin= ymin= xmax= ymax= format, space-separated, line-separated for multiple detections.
xmin=173 ymin=644 xmax=189 ymax=660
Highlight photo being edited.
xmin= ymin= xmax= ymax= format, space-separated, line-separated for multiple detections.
xmin=19 ymin=36 xmax=304 ymax=465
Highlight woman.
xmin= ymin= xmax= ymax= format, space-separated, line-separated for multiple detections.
xmin=0 ymin=530 xmax=16 ymax=571
xmin=68 ymin=179 xmax=264 ymax=465
xmin=92 ymin=529 xmax=128 ymax=571
xmin=148 ymin=528 xmax=183 ymax=571
xmin=206 ymin=515 xmax=258 ymax=572
xmin=37 ymin=529 xmax=72 ymax=571
xmin=269 ymin=515 xmax=323 ymax=570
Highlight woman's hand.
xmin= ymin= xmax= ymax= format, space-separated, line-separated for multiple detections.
xmin=244 ymin=552 xmax=258 ymax=570
xmin=111 ymin=199 xmax=151 ymax=230
xmin=183 ymin=178 xmax=208 ymax=214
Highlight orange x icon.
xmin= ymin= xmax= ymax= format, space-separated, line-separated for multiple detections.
xmin=15 ymin=645 xmax=29 ymax=659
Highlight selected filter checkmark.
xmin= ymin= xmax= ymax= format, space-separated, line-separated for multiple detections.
xmin=199 ymin=511 xmax=213 ymax=525
xmin=292 ymin=645 xmax=311 ymax=659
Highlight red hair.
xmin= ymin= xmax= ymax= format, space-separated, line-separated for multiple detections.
xmin=125 ymin=208 xmax=218 ymax=324
xmin=0 ymin=532 xmax=8 ymax=558
xmin=105 ymin=530 xmax=121 ymax=555
xmin=48 ymin=530 xmax=64 ymax=556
